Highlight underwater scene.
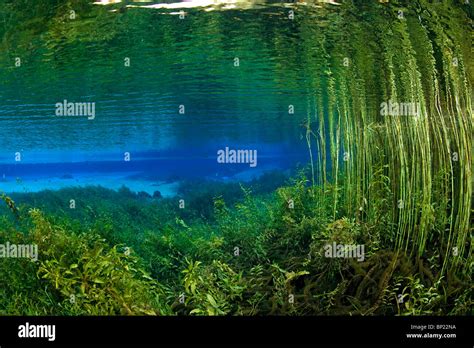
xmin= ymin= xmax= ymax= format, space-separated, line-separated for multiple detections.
xmin=0 ymin=0 xmax=472 ymax=317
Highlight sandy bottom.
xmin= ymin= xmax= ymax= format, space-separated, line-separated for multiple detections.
xmin=0 ymin=172 xmax=179 ymax=197
xmin=0 ymin=164 xmax=280 ymax=197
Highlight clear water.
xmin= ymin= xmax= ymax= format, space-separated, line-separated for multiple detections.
xmin=0 ymin=0 xmax=337 ymax=194
xmin=0 ymin=0 xmax=471 ymax=195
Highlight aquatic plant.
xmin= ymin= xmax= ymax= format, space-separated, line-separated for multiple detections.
xmin=302 ymin=0 xmax=472 ymax=277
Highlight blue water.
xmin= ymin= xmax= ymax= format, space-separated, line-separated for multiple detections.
xmin=0 ymin=1 xmax=327 ymax=194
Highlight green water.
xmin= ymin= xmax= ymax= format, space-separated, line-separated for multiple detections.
xmin=0 ymin=0 xmax=330 ymax=152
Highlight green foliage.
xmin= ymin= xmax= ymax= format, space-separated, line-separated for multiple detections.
xmin=0 ymin=205 xmax=171 ymax=315
xmin=182 ymin=259 xmax=245 ymax=315
xmin=0 ymin=170 xmax=471 ymax=316
xmin=392 ymin=276 xmax=443 ymax=316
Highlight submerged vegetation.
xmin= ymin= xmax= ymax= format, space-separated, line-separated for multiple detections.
xmin=0 ymin=169 xmax=472 ymax=315
xmin=0 ymin=0 xmax=472 ymax=316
